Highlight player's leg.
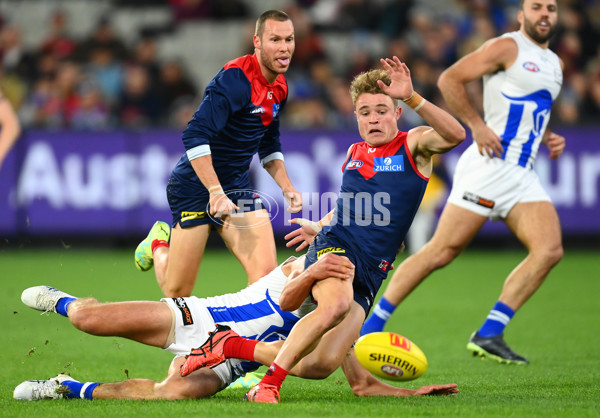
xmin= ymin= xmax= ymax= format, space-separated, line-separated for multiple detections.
xmin=15 ymin=356 xmax=222 ymax=401
xmin=290 ymin=302 xmax=365 ymax=379
xmin=218 ymin=209 xmax=277 ymax=285
xmin=158 ymin=224 xmax=211 ymax=297
xmin=500 ymin=201 xmax=563 ymax=309
xmin=20 ymin=287 xmax=172 ymax=347
xmin=246 ymin=276 xmax=354 ymax=403
xmin=361 ymin=203 xmax=486 ymax=334
xmin=467 ymin=201 xmax=562 ymax=364
xmin=93 ymin=356 xmax=222 ymax=400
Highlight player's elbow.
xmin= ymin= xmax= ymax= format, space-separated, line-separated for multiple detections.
xmin=448 ymin=124 xmax=466 ymax=146
xmin=279 ymin=293 xmax=300 ymax=312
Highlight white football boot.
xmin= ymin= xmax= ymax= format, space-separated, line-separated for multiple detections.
xmin=13 ymin=374 xmax=78 ymax=401
xmin=21 ymin=286 xmax=74 ymax=313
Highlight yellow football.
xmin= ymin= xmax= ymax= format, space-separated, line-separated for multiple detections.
xmin=354 ymin=332 xmax=428 ymax=381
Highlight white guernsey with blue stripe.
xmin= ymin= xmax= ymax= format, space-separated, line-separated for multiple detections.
xmin=482 ymin=30 xmax=562 ymax=169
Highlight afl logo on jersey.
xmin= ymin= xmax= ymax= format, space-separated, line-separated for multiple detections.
xmin=346 ymin=160 xmax=363 ymax=170
xmin=523 ymin=61 xmax=540 ymax=72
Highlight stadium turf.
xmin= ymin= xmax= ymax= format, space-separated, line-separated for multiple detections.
xmin=1 ymin=247 xmax=598 ymax=417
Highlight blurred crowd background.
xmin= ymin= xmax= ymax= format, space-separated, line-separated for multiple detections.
xmin=1 ymin=0 xmax=599 ymax=133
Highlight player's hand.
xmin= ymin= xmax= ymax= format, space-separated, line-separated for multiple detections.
xmin=414 ymin=384 xmax=459 ymax=396
xmin=209 ymin=192 xmax=239 ymax=218
xmin=544 ymin=131 xmax=565 ymax=159
xmin=308 ymin=253 xmax=355 ymax=281
xmin=377 ymin=56 xmax=413 ymax=101
xmin=472 ymin=123 xmax=504 ymax=158
xmin=283 ymin=188 xmax=302 ymax=213
xmin=285 ymin=218 xmax=319 ymax=252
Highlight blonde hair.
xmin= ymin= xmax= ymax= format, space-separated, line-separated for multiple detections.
xmin=349 ymin=69 xmax=398 ymax=108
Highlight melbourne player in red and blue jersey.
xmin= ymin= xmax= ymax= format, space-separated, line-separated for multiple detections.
xmin=227 ymin=57 xmax=466 ymax=403
xmin=135 ymin=11 xmax=302 ymax=299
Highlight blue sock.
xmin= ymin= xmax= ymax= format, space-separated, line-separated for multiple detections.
xmin=61 ymin=380 xmax=101 ymax=400
xmin=360 ymin=297 xmax=397 ymax=336
xmin=477 ymin=301 xmax=515 ymax=338
xmin=55 ymin=297 xmax=76 ymax=317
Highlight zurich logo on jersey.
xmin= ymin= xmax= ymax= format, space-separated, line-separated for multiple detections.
xmin=272 ymin=103 xmax=280 ymax=118
xmin=346 ymin=160 xmax=363 ymax=169
xmin=374 ymin=155 xmax=404 ymax=172
xmin=523 ymin=61 xmax=540 ymax=72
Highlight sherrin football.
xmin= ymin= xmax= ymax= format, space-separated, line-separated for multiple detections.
xmin=354 ymin=332 xmax=428 ymax=381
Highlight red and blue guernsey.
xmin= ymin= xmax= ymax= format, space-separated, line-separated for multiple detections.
xmin=305 ymin=131 xmax=429 ymax=314
xmin=171 ymin=53 xmax=287 ymax=188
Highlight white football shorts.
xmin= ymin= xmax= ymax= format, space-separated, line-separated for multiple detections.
xmin=447 ymin=144 xmax=551 ymax=220
xmin=161 ymin=296 xmax=249 ymax=389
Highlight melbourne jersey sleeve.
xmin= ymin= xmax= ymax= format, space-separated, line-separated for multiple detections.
xmin=181 ymin=68 xmax=251 ymax=160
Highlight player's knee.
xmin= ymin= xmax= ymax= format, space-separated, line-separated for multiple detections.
xmin=68 ymin=300 xmax=103 ymax=333
xmin=536 ymin=242 xmax=563 ymax=269
xmin=315 ymin=299 xmax=351 ymax=330
xmin=423 ymin=241 xmax=460 ymax=268
xmin=299 ymin=354 xmax=341 ymax=379
xmin=162 ymin=283 xmax=193 ymax=298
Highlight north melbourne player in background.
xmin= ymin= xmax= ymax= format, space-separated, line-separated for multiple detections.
xmin=361 ymin=0 xmax=565 ymax=365
xmin=14 ymin=254 xmax=457 ymax=401
xmin=181 ymin=57 xmax=465 ymax=403
xmin=134 ymin=10 xmax=302 ymax=297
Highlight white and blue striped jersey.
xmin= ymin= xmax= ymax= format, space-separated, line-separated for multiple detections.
xmin=482 ymin=30 xmax=562 ymax=169
xmin=203 ymin=257 xmax=317 ymax=343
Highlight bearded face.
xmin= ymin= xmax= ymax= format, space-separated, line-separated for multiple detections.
xmin=520 ymin=0 xmax=558 ymax=45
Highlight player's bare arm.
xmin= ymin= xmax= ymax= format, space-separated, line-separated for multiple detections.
xmin=190 ymin=155 xmax=238 ymax=216
xmin=285 ymin=209 xmax=335 ymax=252
xmin=341 ymin=349 xmax=459 ymax=397
xmin=279 ymin=253 xmax=354 ymax=311
xmin=263 ymin=158 xmax=302 ymax=213
xmin=542 ymin=129 xmax=566 ymax=159
xmin=0 ymin=91 xmax=21 ymax=170
xmin=438 ymin=37 xmax=518 ymax=158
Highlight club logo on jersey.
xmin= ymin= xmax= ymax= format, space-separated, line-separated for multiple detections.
xmin=462 ymin=191 xmax=495 ymax=208
xmin=272 ymin=103 xmax=280 ymax=118
xmin=374 ymin=155 xmax=404 ymax=172
xmin=173 ymin=298 xmax=194 ymax=325
xmin=251 ymin=106 xmax=266 ymax=114
xmin=346 ymin=160 xmax=363 ymax=170
xmin=523 ymin=61 xmax=540 ymax=72
xmin=317 ymin=247 xmax=346 ymax=258
xmin=181 ymin=211 xmax=207 ymax=221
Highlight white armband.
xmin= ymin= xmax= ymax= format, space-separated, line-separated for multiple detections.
xmin=186 ymin=144 xmax=211 ymax=161
xmin=260 ymin=152 xmax=284 ymax=167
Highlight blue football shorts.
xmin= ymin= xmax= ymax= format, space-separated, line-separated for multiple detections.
xmin=304 ymin=228 xmax=388 ymax=316
xmin=166 ymin=175 xmax=266 ymax=228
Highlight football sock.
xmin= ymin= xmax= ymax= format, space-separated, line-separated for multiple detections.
xmin=55 ymin=297 xmax=76 ymax=317
xmin=151 ymin=239 xmax=169 ymax=254
xmin=477 ymin=301 xmax=515 ymax=338
xmin=360 ymin=296 xmax=396 ymax=335
xmin=223 ymin=337 xmax=259 ymax=361
xmin=61 ymin=380 xmax=101 ymax=400
xmin=260 ymin=362 xmax=288 ymax=390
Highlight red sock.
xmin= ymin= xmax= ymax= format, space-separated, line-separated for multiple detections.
xmin=151 ymin=239 xmax=169 ymax=254
xmin=260 ymin=362 xmax=289 ymax=389
xmin=223 ymin=337 xmax=258 ymax=361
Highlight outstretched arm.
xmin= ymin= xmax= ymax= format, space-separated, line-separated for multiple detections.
xmin=378 ymin=56 xmax=465 ymax=158
xmin=341 ymin=348 xmax=459 ymax=397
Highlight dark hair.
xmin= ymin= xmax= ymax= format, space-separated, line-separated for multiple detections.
xmin=255 ymin=10 xmax=290 ymax=37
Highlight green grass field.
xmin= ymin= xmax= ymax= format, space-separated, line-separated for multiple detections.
xmin=1 ymin=247 xmax=599 ymax=417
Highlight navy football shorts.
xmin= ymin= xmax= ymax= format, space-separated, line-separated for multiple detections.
xmin=304 ymin=228 xmax=388 ymax=316
xmin=166 ymin=175 xmax=267 ymax=228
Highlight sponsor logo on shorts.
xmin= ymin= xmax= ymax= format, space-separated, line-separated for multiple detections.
xmin=173 ymin=298 xmax=194 ymax=326
xmin=378 ymin=260 xmax=390 ymax=272
xmin=316 ymin=247 xmax=346 ymax=258
xmin=181 ymin=211 xmax=207 ymax=222
xmin=374 ymin=155 xmax=404 ymax=172
xmin=462 ymin=192 xmax=495 ymax=208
